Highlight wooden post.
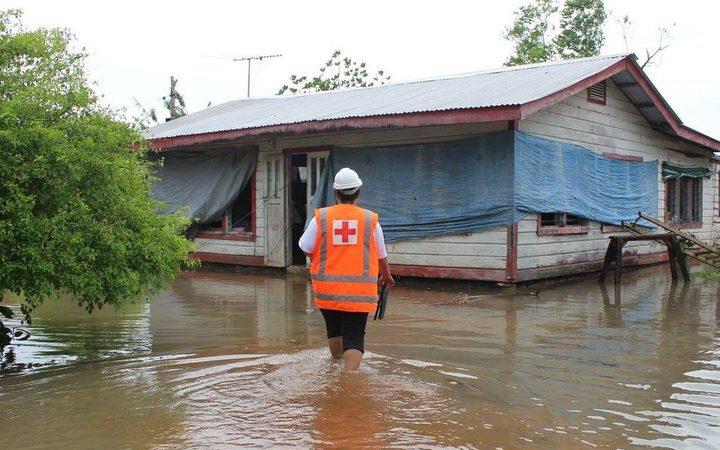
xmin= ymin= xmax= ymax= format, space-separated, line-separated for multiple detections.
xmin=614 ymin=238 xmax=625 ymax=285
xmin=672 ymin=238 xmax=691 ymax=281
xmin=599 ymin=239 xmax=617 ymax=282
xmin=664 ymin=237 xmax=679 ymax=281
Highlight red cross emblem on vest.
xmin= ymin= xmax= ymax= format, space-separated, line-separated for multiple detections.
xmin=332 ymin=219 xmax=358 ymax=246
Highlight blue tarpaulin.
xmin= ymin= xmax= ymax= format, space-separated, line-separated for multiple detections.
xmin=311 ymin=131 xmax=658 ymax=241
xmin=514 ymin=132 xmax=658 ymax=226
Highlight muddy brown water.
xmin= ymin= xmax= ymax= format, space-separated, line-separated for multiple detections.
xmin=1 ymin=265 xmax=720 ymax=449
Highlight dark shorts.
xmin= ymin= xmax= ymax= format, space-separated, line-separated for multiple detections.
xmin=320 ymin=309 xmax=369 ymax=353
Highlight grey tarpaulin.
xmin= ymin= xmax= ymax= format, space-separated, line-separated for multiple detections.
xmin=150 ymin=145 xmax=258 ymax=234
xmin=311 ymin=131 xmax=658 ymax=242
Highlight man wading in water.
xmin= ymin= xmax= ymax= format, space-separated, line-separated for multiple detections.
xmin=299 ymin=168 xmax=395 ymax=371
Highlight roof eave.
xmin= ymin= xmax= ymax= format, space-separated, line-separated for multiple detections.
xmin=147 ymin=106 xmax=521 ymax=150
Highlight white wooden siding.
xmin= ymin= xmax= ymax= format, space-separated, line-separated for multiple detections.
xmin=385 ymin=229 xmax=507 ymax=269
xmin=518 ymin=79 xmax=717 ymax=270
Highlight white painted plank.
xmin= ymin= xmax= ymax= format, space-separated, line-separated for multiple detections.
xmin=388 ymin=252 xmax=505 ymax=269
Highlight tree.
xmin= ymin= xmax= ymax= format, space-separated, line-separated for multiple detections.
xmin=504 ymin=0 xmax=558 ymax=66
xmin=554 ymin=0 xmax=607 ymax=59
xmin=504 ymin=0 xmax=607 ymax=65
xmin=0 ymin=10 xmax=195 ymax=351
xmin=278 ymin=50 xmax=390 ymax=95
xmin=132 ymin=76 xmax=188 ymax=130
xmin=617 ymin=15 xmax=674 ymax=69
xmin=166 ymin=76 xmax=187 ymax=120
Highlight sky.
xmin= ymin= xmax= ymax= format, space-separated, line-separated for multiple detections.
xmin=8 ymin=0 xmax=720 ymax=138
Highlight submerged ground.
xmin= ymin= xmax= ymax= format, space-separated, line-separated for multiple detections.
xmin=1 ymin=265 xmax=719 ymax=449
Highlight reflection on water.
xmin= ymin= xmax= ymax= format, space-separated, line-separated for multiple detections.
xmin=2 ymin=266 xmax=720 ymax=448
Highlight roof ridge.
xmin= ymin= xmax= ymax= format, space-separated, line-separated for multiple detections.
xmin=226 ymin=53 xmax=633 ymax=103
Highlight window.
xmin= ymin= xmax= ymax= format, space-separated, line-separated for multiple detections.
xmin=537 ymin=213 xmax=589 ymax=235
xmin=587 ymin=80 xmax=607 ymax=105
xmin=666 ymin=177 xmax=703 ymax=227
xmin=196 ymin=175 xmax=256 ymax=241
xmin=266 ymin=159 xmax=281 ymax=199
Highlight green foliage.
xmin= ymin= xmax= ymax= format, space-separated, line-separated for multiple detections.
xmin=0 ymin=10 xmax=195 ymax=334
xmin=697 ymin=270 xmax=720 ymax=282
xmin=278 ymin=50 xmax=390 ymax=95
xmin=504 ymin=0 xmax=607 ymax=66
xmin=504 ymin=0 xmax=558 ymax=66
xmin=554 ymin=0 xmax=607 ymax=59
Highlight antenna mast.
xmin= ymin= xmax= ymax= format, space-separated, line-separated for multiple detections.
xmin=233 ymin=54 xmax=282 ymax=98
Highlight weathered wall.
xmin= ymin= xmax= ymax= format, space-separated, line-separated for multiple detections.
xmin=191 ymin=78 xmax=718 ymax=280
xmin=194 ymin=122 xmax=510 ymax=273
xmin=517 ymin=79 xmax=717 ymax=275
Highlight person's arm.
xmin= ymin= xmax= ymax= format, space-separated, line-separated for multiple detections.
xmin=375 ymin=224 xmax=395 ymax=289
xmin=298 ymin=217 xmax=318 ymax=261
xmin=378 ymin=257 xmax=395 ymax=289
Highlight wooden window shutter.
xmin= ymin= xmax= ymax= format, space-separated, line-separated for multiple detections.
xmin=587 ymin=80 xmax=607 ymax=105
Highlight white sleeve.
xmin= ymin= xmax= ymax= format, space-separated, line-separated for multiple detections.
xmin=374 ymin=223 xmax=388 ymax=259
xmin=298 ymin=217 xmax=318 ymax=254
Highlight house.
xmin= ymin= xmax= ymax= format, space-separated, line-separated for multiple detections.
xmin=145 ymin=54 xmax=720 ymax=284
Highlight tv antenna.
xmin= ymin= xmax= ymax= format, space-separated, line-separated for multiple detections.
xmin=232 ymin=54 xmax=282 ymax=98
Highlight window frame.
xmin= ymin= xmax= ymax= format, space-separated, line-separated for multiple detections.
xmin=664 ymin=176 xmax=703 ymax=229
xmin=587 ymin=80 xmax=607 ymax=106
xmin=195 ymin=173 xmax=257 ymax=241
xmin=537 ymin=213 xmax=589 ymax=236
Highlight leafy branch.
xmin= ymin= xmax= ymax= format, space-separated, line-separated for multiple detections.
xmin=278 ymin=50 xmax=390 ymax=95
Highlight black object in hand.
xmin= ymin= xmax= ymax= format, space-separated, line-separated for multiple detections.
xmin=374 ymin=284 xmax=389 ymax=321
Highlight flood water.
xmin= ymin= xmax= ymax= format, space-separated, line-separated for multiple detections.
xmin=2 ymin=265 xmax=720 ymax=449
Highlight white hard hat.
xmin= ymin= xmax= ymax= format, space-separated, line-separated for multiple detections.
xmin=333 ymin=167 xmax=363 ymax=193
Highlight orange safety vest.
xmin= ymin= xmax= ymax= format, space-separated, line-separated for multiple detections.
xmin=310 ymin=204 xmax=380 ymax=313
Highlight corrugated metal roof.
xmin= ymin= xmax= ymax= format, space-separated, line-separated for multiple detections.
xmin=144 ymin=54 xmax=629 ymax=140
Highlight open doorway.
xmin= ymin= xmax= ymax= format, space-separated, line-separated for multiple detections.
xmin=290 ymin=154 xmax=308 ymax=265
xmin=287 ymin=150 xmax=330 ymax=266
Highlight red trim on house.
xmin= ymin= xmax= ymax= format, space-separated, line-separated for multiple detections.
xmin=390 ymin=264 xmax=508 ymax=282
xmin=675 ymin=222 xmax=703 ymax=230
xmin=194 ymin=232 xmax=257 ymax=242
xmin=664 ymin=176 xmax=704 ymax=229
xmin=390 ymin=250 xmax=670 ymax=283
xmin=520 ymin=59 xmax=629 ymax=118
xmin=506 ymin=223 xmax=518 ymax=281
xmin=189 ymin=252 xmax=265 ymax=266
xmin=586 ymin=94 xmax=606 ymax=106
xmin=148 ymin=106 xmax=522 ymax=150
xmin=536 ymin=214 xmax=589 ymax=236
xmin=188 ymin=250 xmax=672 ymax=283
xmin=601 ymin=224 xmax=626 ymax=233
xmin=220 ymin=212 xmax=229 ymax=233
xmin=537 ymin=225 xmax=589 ymax=236
xmin=586 ymin=79 xmax=607 ymax=106
xmin=603 ymin=152 xmax=643 ymax=162
xmin=283 ymin=145 xmax=334 ymax=155
xmin=586 ymin=97 xmax=606 ymax=106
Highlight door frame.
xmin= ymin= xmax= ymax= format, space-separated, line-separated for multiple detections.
xmin=283 ymin=146 xmax=333 ymax=266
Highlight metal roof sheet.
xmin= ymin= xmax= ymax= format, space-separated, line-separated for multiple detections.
xmin=144 ymin=54 xmax=630 ymax=140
